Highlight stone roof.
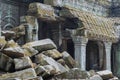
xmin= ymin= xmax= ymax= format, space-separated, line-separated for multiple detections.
xmin=60 ymin=6 xmax=118 ymax=42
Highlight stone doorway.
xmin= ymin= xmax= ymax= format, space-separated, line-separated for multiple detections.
xmin=62 ymin=38 xmax=74 ymax=58
xmin=86 ymin=40 xmax=105 ymax=71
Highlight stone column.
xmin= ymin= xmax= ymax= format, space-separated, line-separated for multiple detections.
xmin=72 ymin=36 xmax=88 ymax=70
xmin=104 ymin=42 xmax=112 ymax=71
xmin=20 ymin=16 xmax=38 ymax=42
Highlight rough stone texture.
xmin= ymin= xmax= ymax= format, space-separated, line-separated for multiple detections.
xmin=55 ymin=68 xmax=89 ymax=79
xmin=57 ymin=59 xmax=70 ymax=70
xmin=0 ymin=68 xmax=37 ymax=80
xmin=3 ymin=47 xmax=25 ymax=58
xmin=23 ymin=39 xmax=57 ymax=52
xmin=62 ymin=51 xmax=77 ymax=68
xmin=23 ymin=47 xmax=38 ymax=57
xmin=0 ymin=36 xmax=7 ymax=50
xmin=35 ymin=65 xmax=56 ymax=77
xmin=27 ymin=76 xmax=43 ymax=80
xmin=28 ymin=3 xmax=56 ymax=21
xmin=44 ymin=0 xmax=63 ymax=7
xmin=1 ymin=31 xmax=15 ymax=40
xmin=89 ymin=75 xmax=103 ymax=80
xmin=109 ymin=76 xmax=119 ymax=80
xmin=6 ymin=40 xmax=19 ymax=48
xmin=42 ymin=49 xmax=62 ymax=59
xmin=35 ymin=54 xmax=68 ymax=74
xmin=0 ymin=53 xmax=13 ymax=71
xmin=11 ymin=25 xmax=25 ymax=41
xmin=14 ymin=56 xmax=33 ymax=70
xmin=88 ymin=70 xmax=96 ymax=77
xmin=97 ymin=70 xmax=114 ymax=80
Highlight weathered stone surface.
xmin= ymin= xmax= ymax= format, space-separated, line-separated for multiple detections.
xmin=14 ymin=56 xmax=33 ymax=70
xmin=55 ymin=68 xmax=89 ymax=79
xmin=23 ymin=47 xmax=38 ymax=57
xmin=0 ymin=53 xmax=13 ymax=71
xmin=11 ymin=25 xmax=25 ymax=40
xmin=62 ymin=51 xmax=77 ymax=68
xmin=42 ymin=49 xmax=62 ymax=59
xmin=23 ymin=39 xmax=57 ymax=52
xmin=97 ymin=70 xmax=114 ymax=79
xmin=89 ymin=75 xmax=103 ymax=80
xmin=0 ymin=68 xmax=37 ymax=80
xmin=6 ymin=40 xmax=19 ymax=48
xmin=44 ymin=0 xmax=63 ymax=7
xmin=35 ymin=54 xmax=68 ymax=74
xmin=88 ymin=70 xmax=96 ymax=77
xmin=27 ymin=76 xmax=43 ymax=80
xmin=2 ymin=30 xmax=15 ymax=40
xmin=28 ymin=3 xmax=56 ymax=21
xmin=57 ymin=59 xmax=70 ymax=70
xmin=3 ymin=47 xmax=25 ymax=58
xmin=0 ymin=36 xmax=7 ymax=50
xmin=109 ymin=76 xmax=119 ymax=80
xmin=35 ymin=65 xmax=56 ymax=77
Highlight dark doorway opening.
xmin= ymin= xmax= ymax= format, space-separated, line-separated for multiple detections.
xmin=62 ymin=38 xmax=74 ymax=58
xmin=67 ymin=39 xmax=74 ymax=58
xmin=86 ymin=40 xmax=100 ymax=71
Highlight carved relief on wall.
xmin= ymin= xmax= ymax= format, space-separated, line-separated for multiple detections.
xmin=0 ymin=2 xmax=20 ymax=30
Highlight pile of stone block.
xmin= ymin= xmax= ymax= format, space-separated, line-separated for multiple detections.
xmin=0 ymin=36 xmax=118 ymax=80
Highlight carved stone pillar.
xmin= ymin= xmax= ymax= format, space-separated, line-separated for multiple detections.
xmin=104 ymin=42 xmax=112 ymax=71
xmin=72 ymin=36 xmax=88 ymax=70
xmin=20 ymin=16 xmax=38 ymax=42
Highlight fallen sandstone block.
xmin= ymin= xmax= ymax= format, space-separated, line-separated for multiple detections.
xmin=3 ymin=47 xmax=25 ymax=58
xmin=97 ymin=70 xmax=114 ymax=80
xmin=57 ymin=59 xmax=70 ymax=70
xmin=89 ymin=75 xmax=103 ymax=80
xmin=5 ymin=40 xmax=19 ymax=48
xmin=23 ymin=47 xmax=38 ymax=57
xmin=14 ymin=56 xmax=33 ymax=70
xmin=35 ymin=65 xmax=56 ymax=77
xmin=35 ymin=54 xmax=68 ymax=74
xmin=27 ymin=76 xmax=43 ymax=80
xmin=42 ymin=49 xmax=62 ymax=59
xmin=1 ymin=31 xmax=15 ymax=40
xmin=0 ymin=53 xmax=13 ymax=71
xmin=0 ymin=36 xmax=7 ymax=50
xmin=55 ymin=68 xmax=89 ymax=79
xmin=23 ymin=39 xmax=57 ymax=52
xmin=62 ymin=51 xmax=77 ymax=68
xmin=0 ymin=68 xmax=37 ymax=80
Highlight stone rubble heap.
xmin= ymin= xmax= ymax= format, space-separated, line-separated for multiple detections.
xmin=0 ymin=36 xmax=118 ymax=80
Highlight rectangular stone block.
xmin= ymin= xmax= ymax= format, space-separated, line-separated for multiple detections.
xmin=23 ymin=47 xmax=38 ymax=57
xmin=97 ymin=70 xmax=114 ymax=79
xmin=62 ymin=51 xmax=77 ymax=68
xmin=35 ymin=54 xmax=68 ymax=74
xmin=0 ymin=53 xmax=13 ymax=71
xmin=35 ymin=65 xmax=56 ymax=77
xmin=28 ymin=3 xmax=56 ymax=21
xmin=3 ymin=47 xmax=25 ymax=58
xmin=42 ymin=49 xmax=62 ymax=59
xmin=0 ymin=68 xmax=37 ymax=80
xmin=23 ymin=39 xmax=57 ymax=52
xmin=14 ymin=56 xmax=33 ymax=70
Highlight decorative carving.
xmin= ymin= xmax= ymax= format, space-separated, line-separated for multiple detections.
xmin=72 ymin=36 xmax=88 ymax=45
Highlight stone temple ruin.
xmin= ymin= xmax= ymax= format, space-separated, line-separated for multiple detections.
xmin=0 ymin=0 xmax=120 ymax=80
